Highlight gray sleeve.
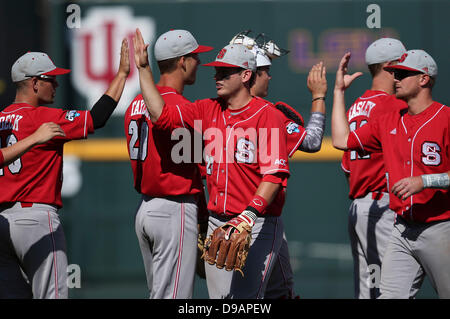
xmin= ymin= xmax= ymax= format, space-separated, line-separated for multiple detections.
xmin=298 ymin=112 xmax=326 ymax=153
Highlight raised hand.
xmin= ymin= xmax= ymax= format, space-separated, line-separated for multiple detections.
xmin=133 ymin=28 xmax=150 ymax=69
xmin=118 ymin=38 xmax=130 ymax=77
xmin=334 ymin=52 xmax=363 ymax=91
xmin=307 ymin=61 xmax=327 ymax=98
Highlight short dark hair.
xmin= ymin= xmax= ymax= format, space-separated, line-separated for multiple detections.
xmin=368 ymin=63 xmax=383 ymax=78
xmin=15 ymin=79 xmax=29 ymax=91
xmin=425 ymin=75 xmax=436 ymax=89
xmin=157 ymin=56 xmax=182 ymax=74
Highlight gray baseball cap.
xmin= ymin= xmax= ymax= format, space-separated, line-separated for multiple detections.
xmin=154 ymin=29 xmax=213 ymax=61
xmin=384 ymin=49 xmax=438 ymax=77
xmin=11 ymin=52 xmax=70 ymax=82
xmin=203 ymin=44 xmax=256 ymax=71
xmin=365 ymin=38 xmax=406 ymax=65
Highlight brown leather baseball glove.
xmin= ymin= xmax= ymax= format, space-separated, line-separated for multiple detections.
xmin=202 ymin=212 xmax=254 ymax=276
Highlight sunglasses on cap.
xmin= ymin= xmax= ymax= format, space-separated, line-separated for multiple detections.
xmin=25 ymin=74 xmax=57 ymax=81
xmin=392 ymin=70 xmax=423 ymax=81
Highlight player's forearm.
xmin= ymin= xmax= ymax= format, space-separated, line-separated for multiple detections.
xmin=138 ymin=65 xmax=164 ymax=123
xmin=92 ymin=52 xmax=127 ymax=127
xmin=310 ymin=96 xmax=326 ymax=114
xmin=1 ymin=135 xmax=37 ymax=166
xmin=299 ymin=112 xmax=325 ymax=153
xmin=237 ymin=181 xmax=282 ymax=225
xmin=254 ymin=181 xmax=282 ymax=206
xmin=331 ymin=89 xmax=350 ymax=150
xmin=104 ymin=72 xmax=128 ymax=102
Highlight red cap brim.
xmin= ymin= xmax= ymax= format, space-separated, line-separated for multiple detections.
xmin=202 ymin=61 xmax=240 ymax=68
xmin=43 ymin=67 xmax=71 ymax=76
xmin=383 ymin=65 xmax=422 ymax=73
xmin=192 ymin=45 xmax=214 ymax=54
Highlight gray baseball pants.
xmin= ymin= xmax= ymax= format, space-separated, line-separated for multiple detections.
xmin=379 ymin=216 xmax=450 ymax=299
xmin=348 ymin=192 xmax=396 ymax=299
xmin=135 ymin=194 xmax=198 ymax=299
xmin=0 ymin=203 xmax=68 ymax=299
xmin=205 ymin=214 xmax=284 ymax=299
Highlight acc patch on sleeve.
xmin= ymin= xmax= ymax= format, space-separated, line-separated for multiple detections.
xmin=65 ymin=110 xmax=81 ymax=122
xmin=286 ymin=122 xmax=300 ymax=134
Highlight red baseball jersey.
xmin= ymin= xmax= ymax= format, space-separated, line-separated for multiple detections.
xmin=341 ymin=90 xmax=407 ymax=199
xmin=154 ymin=96 xmax=290 ymax=217
xmin=348 ymin=101 xmax=450 ymax=223
xmin=124 ymin=87 xmax=203 ymax=198
xmin=0 ymin=149 xmax=4 ymax=167
xmin=0 ymin=103 xmax=94 ymax=207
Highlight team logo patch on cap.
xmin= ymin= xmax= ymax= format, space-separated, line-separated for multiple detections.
xmin=65 ymin=110 xmax=80 ymax=121
xmin=399 ymin=53 xmax=408 ymax=62
xmin=217 ymin=49 xmax=227 ymax=60
xmin=286 ymin=122 xmax=300 ymax=134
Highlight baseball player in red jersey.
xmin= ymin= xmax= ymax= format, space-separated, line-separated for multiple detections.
xmin=0 ymin=122 xmax=65 ymax=167
xmin=133 ymin=28 xmax=291 ymax=298
xmin=230 ymin=31 xmax=327 ymax=299
xmin=124 ymin=29 xmax=212 ymax=299
xmin=0 ymin=39 xmax=130 ymax=299
xmin=339 ymin=38 xmax=412 ymax=299
xmin=332 ymin=50 xmax=450 ymax=298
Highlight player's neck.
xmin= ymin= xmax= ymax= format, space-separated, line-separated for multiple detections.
xmin=13 ymin=91 xmax=39 ymax=107
xmin=406 ymin=91 xmax=434 ymax=115
xmin=226 ymin=90 xmax=253 ymax=110
xmin=157 ymin=74 xmax=184 ymax=95
xmin=370 ymin=76 xmax=394 ymax=95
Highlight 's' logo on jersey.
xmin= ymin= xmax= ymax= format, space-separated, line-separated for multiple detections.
xmin=235 ymin=138 xmax=255 ymax=163
xmin=286 ymin=122 xmax=300 ymax=134
xmin=65 ymin=110 xmax=81 ymax=121
xmin=422 ymin=142 xmax=441 ymax=166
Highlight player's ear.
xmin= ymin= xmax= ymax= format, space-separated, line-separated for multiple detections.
xmin=419 ymin=74 xmax=428 ymax=86
xmin=421 ymin=74 xmax=434 ymax=89
xmin=31 ymin=77 xmax=39 ymax=92
xmin=179 ymin=56 xmax=187 ymax=71
xmin=240 ymin=69 xmax=253 ymax=83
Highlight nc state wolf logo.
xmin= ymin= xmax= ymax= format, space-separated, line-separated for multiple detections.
xmin=71 ymin=7 xmax=155 ymax=115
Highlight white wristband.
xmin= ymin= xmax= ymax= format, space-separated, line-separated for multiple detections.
xmin=421 ymin=173 xmax=450 ymax=189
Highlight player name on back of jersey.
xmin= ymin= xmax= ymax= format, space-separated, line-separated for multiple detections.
xmin=0 ymin=114 xmax=23 ymax=131
xmin=348 ymin=100 xmax=376 ymax=122
xmin=130 ymin=98 xmax=150 ymax=118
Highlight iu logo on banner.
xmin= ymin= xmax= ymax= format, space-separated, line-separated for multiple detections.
xmin=71 ymin=7 xmax=155 ymax=116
